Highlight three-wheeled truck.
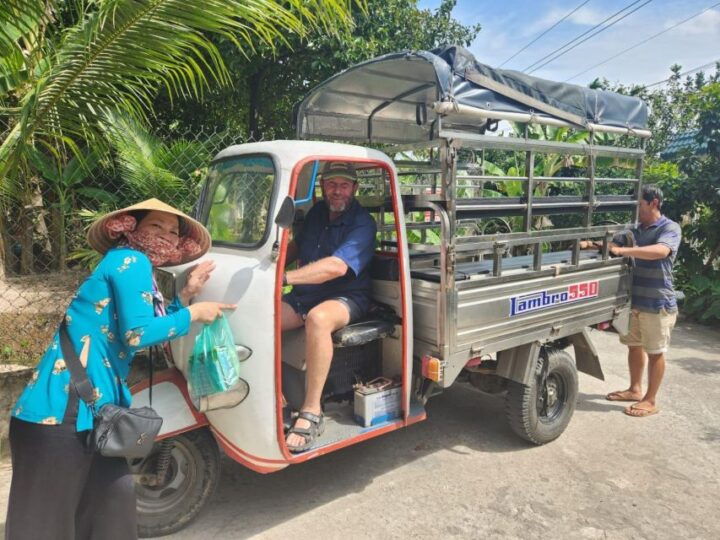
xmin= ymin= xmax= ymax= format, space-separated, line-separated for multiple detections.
xmin=129 ymin=46 xmax=650 ymax=536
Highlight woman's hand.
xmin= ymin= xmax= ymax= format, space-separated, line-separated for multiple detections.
xmin=188 ymin=302 xmax=236 ymax=324
xmin=180 ymin=260 xmax=216 ymax=305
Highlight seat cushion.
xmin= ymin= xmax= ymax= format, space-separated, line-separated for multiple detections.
xmin=332 ymin=318 xmax=396 ymax=348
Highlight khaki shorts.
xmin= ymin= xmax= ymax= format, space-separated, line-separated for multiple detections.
xmin=619 ymin=308 xmax=677 ymax=354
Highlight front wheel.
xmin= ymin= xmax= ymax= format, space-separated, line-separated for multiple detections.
xmin=130 ymin=428 xmax=221 ymax=537
xmin=505 ymin=348 xmax=578 ymax=445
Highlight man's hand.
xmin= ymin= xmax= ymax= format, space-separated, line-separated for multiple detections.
xmin=180 ymin=260 xmax=216 ymax=305
xmin=610 ymin=245 xmax=626 ymax=257
xmin=579 ymin=240 xmax=601 ymax=250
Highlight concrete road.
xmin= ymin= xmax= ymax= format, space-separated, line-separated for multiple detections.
xmin=2 ymin=320 xmax=719 ymax=539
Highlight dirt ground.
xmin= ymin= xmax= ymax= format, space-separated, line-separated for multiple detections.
xmin=1 ymin=319 xmax=719 ymax=539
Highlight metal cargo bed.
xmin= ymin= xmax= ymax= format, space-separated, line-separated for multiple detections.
xmin=410 ymin=250 xmax=631 ymax=386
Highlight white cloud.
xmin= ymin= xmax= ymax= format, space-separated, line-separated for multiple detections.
xmin=471 ymin=2 xmax=720 ymax=86
xmin=669 ymin=8 xmax=720 ymax=35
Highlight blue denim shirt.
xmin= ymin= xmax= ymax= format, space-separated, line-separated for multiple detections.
xmin=290 ymin=199 xmax=376 ymax=311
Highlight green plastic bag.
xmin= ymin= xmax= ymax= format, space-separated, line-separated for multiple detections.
xmin=188 ymin=314 xmax=240 ymax=400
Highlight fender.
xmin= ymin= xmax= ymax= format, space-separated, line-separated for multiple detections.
xmin=130 ymin=368 xmax=209 ymax=440
xmin=494 ymin=327 xmax=604 ymax=386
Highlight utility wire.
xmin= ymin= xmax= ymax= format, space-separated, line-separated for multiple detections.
xmin=498 ymin=0 xmax=592 ymax=68
xmin=523 ymin=0 xmax=651 ymax=73
xmin=565 ymin=2 xmax=720 ymax=82
xmin=644 ymin=58 xmax=720 ymax=88
xmin=527 ymin=0 xmax=654 ymax=74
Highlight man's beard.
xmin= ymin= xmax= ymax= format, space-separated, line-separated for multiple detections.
xmin=328 ymin=201 xmax=347 ymax=213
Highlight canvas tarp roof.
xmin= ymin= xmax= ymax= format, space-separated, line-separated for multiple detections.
xmin=295 ymin=45 xmax=648 ymax=143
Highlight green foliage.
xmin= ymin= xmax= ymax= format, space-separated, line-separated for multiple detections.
xmin=100 ymin=111 xmax=208 ymax=210
xmin=683 ymin=274 xmax=720 ymax=323
xmin=150 ymin=0 xmax=481 ymax=138
xmin=591 ymin=64 xmax=720 ymax=155
xmin=642 ymin=82 xmax=720 ymax=323
xmin=1 ymin=0 xmax=358 ymax=198
xmin=1 ymin=0 xmax=358 ymax=274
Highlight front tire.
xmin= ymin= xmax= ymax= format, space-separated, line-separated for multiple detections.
xmin=131 ymin=428 xmax=221 ymax=537
xmin=505 ymin=348 xmax=578 ymax=445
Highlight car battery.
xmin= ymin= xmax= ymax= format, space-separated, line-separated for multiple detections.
xmin=354 ymin=377 xmax=402 ymax=427
xmin=323 ymin=340 xmax=381 ymax=400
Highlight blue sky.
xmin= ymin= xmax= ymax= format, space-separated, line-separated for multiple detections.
xmin=417 ymin=0 xmax=720 ymax=86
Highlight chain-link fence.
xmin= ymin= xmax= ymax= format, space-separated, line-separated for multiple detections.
xmin=0 ymin=126 xmax=254 ymax=366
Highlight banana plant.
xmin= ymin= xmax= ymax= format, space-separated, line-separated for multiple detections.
xmin=0 ymin=0 xmax=359 ymax=273
xmin=28 ymin=146 xmax=113 ymax=270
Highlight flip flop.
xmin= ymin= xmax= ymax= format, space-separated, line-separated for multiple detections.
xmin=606 ymin=390 xmax=642 ymax=402
xmin=624 ymin=404 xmax=659 ymax=417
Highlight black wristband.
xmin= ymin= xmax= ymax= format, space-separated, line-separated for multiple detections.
xmin=282 ymin=273 xmax=288 ymax=287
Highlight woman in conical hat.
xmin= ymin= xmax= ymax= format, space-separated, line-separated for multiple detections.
xmin=6 ymin=199 xmax=234 ymax=539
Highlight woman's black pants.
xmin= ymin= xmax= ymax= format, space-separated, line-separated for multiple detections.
xmin=4 ymin=416 xmax=137 ymax=540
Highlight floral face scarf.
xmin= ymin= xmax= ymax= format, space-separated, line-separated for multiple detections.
xmin=105 ymin=213 xmax=202 ymax=266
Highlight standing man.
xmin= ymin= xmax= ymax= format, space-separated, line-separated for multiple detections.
xmin=604 ymin=185 xmax=682 ymax=417
xmin=281 ymin=161 xmax=376 ymax=451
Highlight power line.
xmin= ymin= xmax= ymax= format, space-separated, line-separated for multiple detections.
xmin=565 ymin=2 xmax=720 ymax=82
xmin=644 ymin=59 xmax=720 ymax=88
xmin=523 ymin=0 xmax=651 ymax=73
xmin=498 ymin=0 xmax=592 ymax=68
xmin=527 ymin=0 xmax=653 ymax=74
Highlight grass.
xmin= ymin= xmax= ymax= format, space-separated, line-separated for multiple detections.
xmin=0 ymin=312 xmax=60 ymax=367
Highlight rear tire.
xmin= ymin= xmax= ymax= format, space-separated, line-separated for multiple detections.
xmin=505 ymin=348 xmax=578 ymax=445
xmin=131 ymin=428 xmax=221 ymax=537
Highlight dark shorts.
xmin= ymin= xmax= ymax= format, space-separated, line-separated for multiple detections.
xmin=283 ymin=291 xmax=366 ymax=323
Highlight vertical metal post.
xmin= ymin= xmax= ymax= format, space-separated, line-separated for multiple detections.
xmin=585 ymin=133 xmax=596 ymax=227
xmin=634 ymin=140 xmax=646 ymax=223
xmin=533 ymin=242 xmax=543 ymax=270
xmin=523 ymin=151 xmax=535 ymax=232
xmin=439 ymin=139 xmax=457 ymax=361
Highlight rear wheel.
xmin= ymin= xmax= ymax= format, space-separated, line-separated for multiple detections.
xmin=505 ymin=348 xmax=578 ymax=445
xmin=130 ymin=428 xmax=221 ymax=537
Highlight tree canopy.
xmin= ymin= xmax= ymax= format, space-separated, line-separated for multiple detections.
xmin=150 ymin=0 xmax=481 ymax=139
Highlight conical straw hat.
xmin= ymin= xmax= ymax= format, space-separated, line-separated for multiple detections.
xmin=87 ymin=198 xmax=211 ymax=265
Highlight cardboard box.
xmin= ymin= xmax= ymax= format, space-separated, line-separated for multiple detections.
xmin=354 ymin=380 xmax=402 ymax=427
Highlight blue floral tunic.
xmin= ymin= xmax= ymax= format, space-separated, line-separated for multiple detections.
xmin=12 ymin=247 xmax=191 ymax=431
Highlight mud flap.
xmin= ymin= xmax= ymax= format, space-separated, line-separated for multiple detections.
xmin=568 ymin=328 xmax=604 ymax=381
xmin=612 ymin=308 xmax=631 ymax=336
xmin=496 ymin=341 xmax=541 ymax=387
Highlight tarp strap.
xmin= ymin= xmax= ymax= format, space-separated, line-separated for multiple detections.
xmin=462 ymin=69 xmax=587 ymax=129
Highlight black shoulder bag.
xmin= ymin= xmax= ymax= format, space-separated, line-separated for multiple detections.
xmin=60 ymin=321 xmax=163 ymax=459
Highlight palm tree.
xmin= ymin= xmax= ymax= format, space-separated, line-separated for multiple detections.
xmin=0 ymin=0 xmax=358 ymax=273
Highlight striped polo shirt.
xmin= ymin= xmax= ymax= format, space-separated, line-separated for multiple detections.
xmin=613 ymin=215 xmax=682 ymax=313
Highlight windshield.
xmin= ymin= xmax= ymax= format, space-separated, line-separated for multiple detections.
xmin=201 ymin=155 xmax=276 ymax=247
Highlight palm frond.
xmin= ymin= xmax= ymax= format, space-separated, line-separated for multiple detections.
xmin=1 ymin=0 xmax=358 ymax=197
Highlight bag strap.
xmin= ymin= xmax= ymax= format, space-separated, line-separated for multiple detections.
xmin=60 ymin=321 xmax=158 ymax=410
xmin=59 ymin=320 xmax=97 ymax=408
xmin=148 ymin=345 xmax=155 ymax=406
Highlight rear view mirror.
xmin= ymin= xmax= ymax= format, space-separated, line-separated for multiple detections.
xmin=275 ymin=196 xmax=295 ymax=229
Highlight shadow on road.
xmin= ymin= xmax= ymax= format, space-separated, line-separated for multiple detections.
xmin=173 ymin=384 xmax=534 ymax=538
xmin=672 ymin=356 xmax=720 ymax=376
xmin=575 ymin=392 xmax=626 ymax=413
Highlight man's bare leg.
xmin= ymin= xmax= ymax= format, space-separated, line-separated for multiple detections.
xmin=626 ymin=352 xmax=664 ymax=416
xmin=281 ymin=301 xmax=305 ymax=331
xmin=607 ymin=345 xmax=646 ymax=401
xmin=286 ymin=300 xmax=350 ymax=449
